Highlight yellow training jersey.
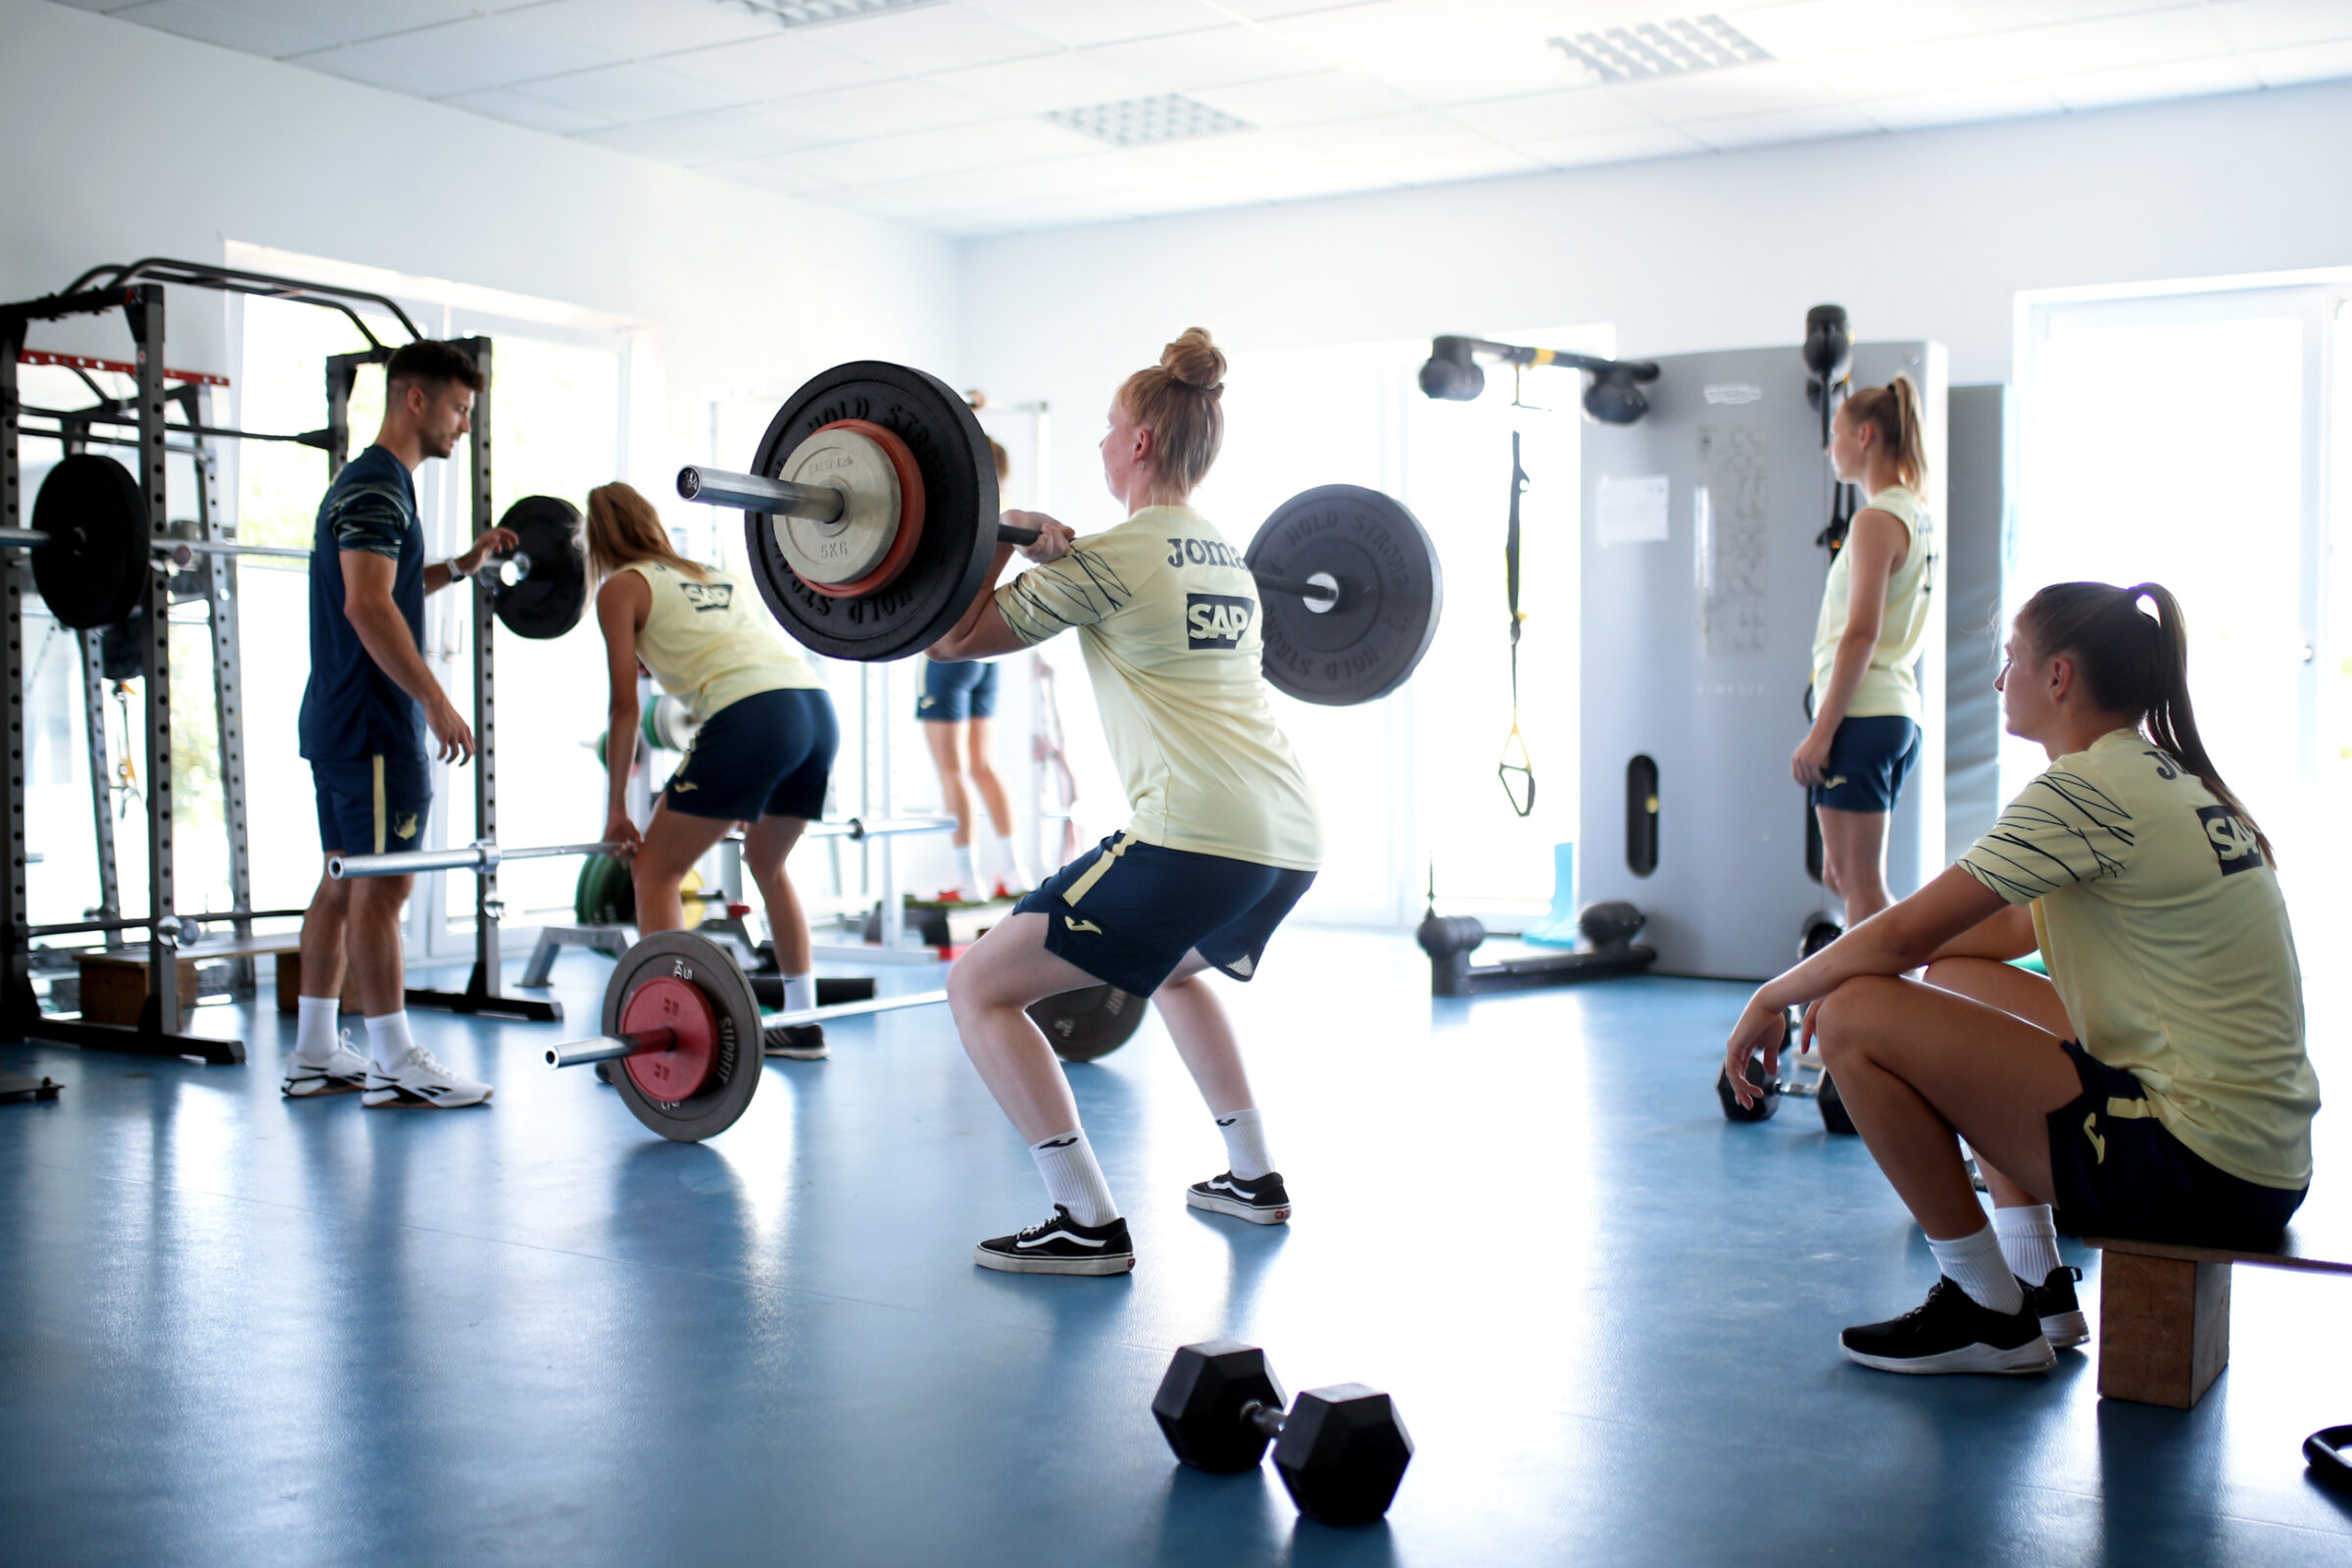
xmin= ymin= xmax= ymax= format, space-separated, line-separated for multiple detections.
xmin=1811 ymin=484 xmax=1935 ymax=721
xmin=994 ymin=506 xmax=1322 ymax=871
xmin=621 ymin=560 xmax=821 ymax=723
xmin=1957 ymin=728 xmax=2319 ymax=1190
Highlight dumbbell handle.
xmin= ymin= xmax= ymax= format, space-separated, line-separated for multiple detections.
xmin=1238 ymin=1399 xmax=1286 ymax=1441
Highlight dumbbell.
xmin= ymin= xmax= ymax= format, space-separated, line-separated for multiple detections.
xmin=1152 ymin=1341 xmax=1412 ymax=1527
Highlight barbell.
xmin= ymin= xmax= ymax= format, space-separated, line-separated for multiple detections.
xmin=677 ymin=360 xmax=1445 ymax=707
xmin=326 ymin=814 xmax=960 ymax=880
xmin=11 ymin=452 xmax=589 ymax=638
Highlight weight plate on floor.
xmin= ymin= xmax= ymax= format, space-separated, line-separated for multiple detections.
xmin=1029 ymin=983 xmax=1147 ymax=1063
xmin=772 ymin=420 xmax=907 ymax=589
xmin=31 ymin=454 xmax=148 ymax=630
xmin=617 ymin=973 xmax=718 ymax=1102
xmin=604 ymin=931 xmax=760 ymax=1142
xmin=492 ymin=495 xmax=587 ymax=640
xmin=1817 ymin=1070 xmax=1858 ymax=1135
xmin=743 ymin=362 xmax=998 ymax=662
xmin=1246 ymin=485 xmax=1443 ymax=707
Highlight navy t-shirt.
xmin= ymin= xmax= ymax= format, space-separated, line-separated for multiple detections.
xmin=298 ymin=445 xmax=428 ymax=762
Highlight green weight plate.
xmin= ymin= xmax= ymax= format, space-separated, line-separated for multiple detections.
xmin=1247 ymin=485 xmax=1444 ymax=707
xmin=31 ymin=454 xmax=148 ymax=630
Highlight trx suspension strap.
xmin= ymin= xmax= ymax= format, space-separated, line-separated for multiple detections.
xmin=1497 ymin=431 xmax=1535 ymax=817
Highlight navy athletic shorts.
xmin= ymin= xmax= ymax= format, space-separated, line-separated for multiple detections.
xmin=1812 ymin=714 xmax=1921 ymax=812
xmin=2046 ymin=1040 xmax=2306 ymax=1250
xmin=662 ymin=687 xmax=838 ymax=822
xmin=313 ymin=753 xmax=432 ymax=857
xmin=1013 ymin=831 xmax=1316 ymax=998
xmin=916 ymin=658 xmax=999 ymax=723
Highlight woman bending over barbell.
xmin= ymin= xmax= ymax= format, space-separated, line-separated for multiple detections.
xmin=926 ymin=327 xmax=1324 ymax=1276
xmin=587 ymin=481 xmax=842 ymax=1059
xmin=1724 ymin=581 xmax=2317 ymax=1375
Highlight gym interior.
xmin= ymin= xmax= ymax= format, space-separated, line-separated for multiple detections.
xmin=4 ymin=3 xmax=2350 ymax=1563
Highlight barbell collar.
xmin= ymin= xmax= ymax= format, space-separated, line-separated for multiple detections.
xmin=676 ymin=464 xmax=847 ymax=524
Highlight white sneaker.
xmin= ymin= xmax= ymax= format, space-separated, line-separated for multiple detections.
xmin=282 ymin=1032 xmax=369 ymax=1098
xmin=362 ymin=1044 xmax=493 ymax=1109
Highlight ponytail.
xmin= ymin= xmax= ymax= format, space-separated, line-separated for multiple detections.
xmin=2017 ymin=581 xmax=2273 ymax=862
xmin=1843 ymin=373 xmax=1929 ymax=492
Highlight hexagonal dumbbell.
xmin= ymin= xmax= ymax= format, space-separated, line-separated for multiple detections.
xmin=1151 ymin=1340 xmax=1413 ymax=1527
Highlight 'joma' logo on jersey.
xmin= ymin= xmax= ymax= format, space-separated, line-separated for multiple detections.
xmin=1186 ymin=593 xmax=1252 ymax=649
xmin=681 ymin=582 xmax=733 ymax=612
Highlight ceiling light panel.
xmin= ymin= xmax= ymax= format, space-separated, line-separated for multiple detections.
xmin=712 ymin=0 xmax=945 ymax=26
xmin=1549 ymin=16 xmax=1772 ymax=83
xmin=1045 ymin=92 xmax=1250 ymax=147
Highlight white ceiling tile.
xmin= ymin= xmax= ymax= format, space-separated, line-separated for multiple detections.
xmin=1258 ymin=1 xmax=1569 ymax=106
xmin=1609 ymin=60 xmax=1843 ymax=122
xmin=698 ymin=155 xmax=846 ymax=197
xmin=571 ymin=99 xmax=837 ymax=162
xmin=1373 ymin=143 xmax=1548 ymax=185
xmin=1853 ymin=78 xmax=2065 ymax=131
xmin=296 ymin=16 xmax=624 ymax=98
xmin=922 ymin=115 xmax=1103 ymax=164
xmin=1188 ymin=71 xmax=1420 ymax=129
xmin=942 ymin=154 xmax=1145 ymax=203
xmin=2241 ymin=35 xmax=2352 ymax=86
xmin=1184 ymin=0 xmax=1370 ymax=17
xmin=2208 ymin=0 xmax=2352 ymax=51
xmin=1082 ymin=26 xmax=1324 ymax=91
xmin=1516 ymin=123 xmax=1709 ymax=168
xmin=1987 ymin=8 xmax=2232 ymax=74
xmin=2042 ymin=51 xmax=2262 ymax=111
xmin=761 ymin=119 xmax=1083 ymax=183
xmin=509 ymin=61 xmax=732 ymax=121
xmin=772 ymin=77 xmax=1000 ymax=138
xmin=657 ymin=31 xmax=898 ymax=99
xmin=1282 ymin=108 xmax=1499 ymax=164
xmin=956 ymin=0 xmax=1231 ymax=49
xmin=1720 ymin=0 xmax=1982 ymax=62
xmin=1442 ymin=85 xmax=1657 ymax=143
xmin=1683 ymin=101 xmax=1880 ymax=150
xmin=1818 ymin=32 xmax=2053 ymax=94
xmin=928 ymin=51 xmax=1158 ymax=113
xmin=509 ymin=0 xmax=779 ymax=56
xmin=49 ymin=1 xmax=137 ymax=10
xmin=191 ymin=0 xmax=483 ymax=48
xmin=108 ymin=0 xmax=339 ymax=57
xmin=805 ymin=2 xmax=1060 ymax=74
xmin=441 ymin=84 xmax=619 ymax=135
xmin=1961 ymin=1 xmax=2196 ymax=24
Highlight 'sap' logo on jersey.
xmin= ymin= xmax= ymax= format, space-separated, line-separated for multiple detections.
xmin=2195 ymin=805 xmax=2265 ymax=875
xmin=1186 ymin=593 xmax=1253 ymax=649
xmin=681 ymin=582 xmax=733 ymax=612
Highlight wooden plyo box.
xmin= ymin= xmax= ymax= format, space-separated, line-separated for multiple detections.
xmin=271 ymin=946 xmax=361 ymax=1014
xmin=74 ymin=951 xmax=201 ymax=1030
xmin=2089 ymin=1225 xmax=2349 ymax=1408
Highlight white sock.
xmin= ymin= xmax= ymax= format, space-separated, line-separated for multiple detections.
xmin=783 ymin=972 xmax=815 ymax=1014
xmin=1993 ymin=1203 xmax=2064 ymax=1285
xmin=1029 ymin=1128 xmax=1118 ymax=1227
xmin=954 ymin=843 xmax=979 ymax=894
xmin=1928 ymin=1223 xmax=2026 ymax=1314
xmin=995 ymin=833 xmax=1025 ymax=885
xmin=295 ymin=995 xmax=340 ymax=1061
xmin=364 ymin=1010 xmax=416 ymax=1072
xmin=1215 ymin=1107 xmax=1274 ymax=1180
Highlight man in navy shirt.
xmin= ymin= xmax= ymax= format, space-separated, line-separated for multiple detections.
xmin=284 ymin=340 xmax=514 ymax=1107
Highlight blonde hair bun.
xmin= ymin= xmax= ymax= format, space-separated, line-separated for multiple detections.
xmin=1160 ymin=327 xmax=1225 ymax=394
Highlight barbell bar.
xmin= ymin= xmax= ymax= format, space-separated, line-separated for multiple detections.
xmin=328 ymin=815 xmax=957 ymax=881
xmin=677 ymin=463 xmax=1339 ymax=607
xmin=543 ymin=987 xmax=952 ymax=1068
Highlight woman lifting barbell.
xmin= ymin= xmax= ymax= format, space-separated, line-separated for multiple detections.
xmin=925 ymin=327 xmax=1323 ymax=1276
xmin=1724 ymin=581 xmax=2317 ymax=1375
xmin=587 ymin=481 xmax=842 ymax=1059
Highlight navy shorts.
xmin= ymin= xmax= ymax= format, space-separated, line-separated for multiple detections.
xmin=1812 ymin=714 xmax=1921 ymax=812
xmin=916 ymin=658 xmax=999 ymax=723
xmin=1013 ymin=832 xmax=1316 ymax=998
xmin=314 ymin=754 xmax=431 ymax=857
xmin=662 ymin=687 xmax=838 ymax=822
xmin=2046 ymin=1040 xmax=2306 ymax=1250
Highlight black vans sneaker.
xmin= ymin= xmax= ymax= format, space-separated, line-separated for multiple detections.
xmin=2022 ymin=1265 xmax=2088 ymax=1349
xmin=762 ymin=1023 xmax=827 ymax=1060
xmin=1186 ymin=1170 xmax=1293 ymax=1225
xmin=1840 ymin=1278 xmax=2056 ymax=1375
xmin=974 ymin=1204 xmax=1135 ymax=1275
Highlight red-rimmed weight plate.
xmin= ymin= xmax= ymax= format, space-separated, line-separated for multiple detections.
xmin=785 ymin=418 xmax=928 ymax=600
xmin=604 ymin=931 xmax=762 ymax=1143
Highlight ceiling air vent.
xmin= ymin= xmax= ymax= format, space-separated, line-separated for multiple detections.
xmin=1045 ymin=93 xmax=1250 ymax=148
xmin=1548 ymin=16 xmax=1772 ymax=82
xmin=714 ymin=0 xmax=943 ymax=27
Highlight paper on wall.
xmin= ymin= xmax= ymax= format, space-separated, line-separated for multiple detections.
xmin=1595 ymin=473 xmax=1670 ymax=546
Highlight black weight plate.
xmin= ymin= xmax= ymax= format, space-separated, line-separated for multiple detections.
xmin=493 ymin=495 xmax=587 ymax=640
xmin=1817 ymin=1070 xmax=1858 ymax=1135
xmin=744 ymin=362 xmax=998 ymax=662
xmin=30 ymin=454 xmax=148 ymax=630
xmin=605 ymin=931 xmax=762 ymax=1142
xmin=1247 ymin=485 xmax=1443 ymax=707
xmin=1028 ymin=983 xmax=1147 ymax=1063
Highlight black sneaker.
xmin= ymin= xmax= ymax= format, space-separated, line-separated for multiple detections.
xmin=2022 ymin=1265 xmax=2088 ymax=1349
xmin=1840 ymin=1278 xmax=2056 ymax=1376
xmin=1186 ymin=1170 xmax=1293 ymax=1225
xmin=974 ymin=1204 xmax=1135 ymax=1275
xmin=762 ymin=1023 xmax=827 ymax=1059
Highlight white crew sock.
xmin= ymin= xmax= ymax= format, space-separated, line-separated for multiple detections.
xmin=1993 ymin=1203 xmax=2065 ymax=1285
xmin=1029 ymin=1128 xmax=1118 ymax=1227
xmin=954 ymin=844 xmax=979 ymax=895
xmin=1928 ymin=1223 xmax=2026 ymax=1314
xmin=365 ymin=1010 xmax=417 ymax=1073
xmin=295 ymin=995 xmax=341 ymax=1062
xmin=1215 ymin=1107 xmax=1275 ymax=1181
xmin=995 ymin=834 xmax=1026 ymax=886
xmin=782 ymin=972 xmax=816 ymax=1014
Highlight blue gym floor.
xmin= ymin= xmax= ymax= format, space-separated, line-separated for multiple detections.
xmin=3 ymin=929 xmax=2347 ymax=1567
